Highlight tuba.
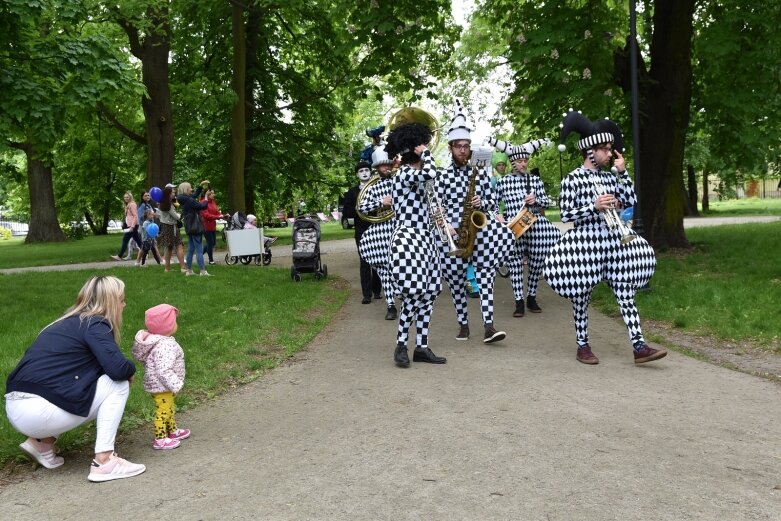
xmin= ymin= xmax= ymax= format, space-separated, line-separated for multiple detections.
xmin=387 ymin=106 xmax=442 ymax=151
xmin=356 ymin=175 xmax=395 ymax=224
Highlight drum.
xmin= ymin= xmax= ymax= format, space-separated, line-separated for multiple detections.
xmin=507 ymin=208 xmax=537 ymax=239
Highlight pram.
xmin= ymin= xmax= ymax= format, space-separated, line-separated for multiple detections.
xmin=223 ymin=212 xmax=275 ymax=266
xmin=290 ymin=215 xmax=327 ymax=281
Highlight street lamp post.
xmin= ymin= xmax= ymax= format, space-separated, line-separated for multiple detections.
xmin=629 ymin=0 xmax=643 ymax=237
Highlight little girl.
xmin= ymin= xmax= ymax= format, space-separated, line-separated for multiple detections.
xmin=132 ymin=304 xmax=190 ymax=449
xmin=139 ymin=208 xmax=162 ymax=266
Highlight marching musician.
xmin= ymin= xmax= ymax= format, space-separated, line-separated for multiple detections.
xmin=437 ymin=101 xmax=515 ymax=344
xmin=488 ymin=137 xmax=561 ymax=317
xmin=385 ymin=122 xmax=446 ymax=367
xmin=342 ymin=161 xmax=382 ymax=304
xmin=358 ymin=146 xmax=398 ymax=320
xmin=544 ymin=110 xmax=666 ymax=365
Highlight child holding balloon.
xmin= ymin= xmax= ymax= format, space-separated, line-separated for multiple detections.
xmin=139 ymin=209 xmax=162 ymax=266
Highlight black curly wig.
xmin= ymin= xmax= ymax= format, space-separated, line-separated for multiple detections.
xmin=384 ymin=123 xmax=432 ymax=165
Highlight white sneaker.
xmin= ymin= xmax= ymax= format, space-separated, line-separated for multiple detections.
xmin=88 ymin=453 xmax=146 ymax=482
xmin=19 ymin=439 xmax=64 ymax=469
xmin=200 ymin=271 xmax=211 ymax=277
xmin=185 ymin=271 xmax=195 ymax=276
xmin=134 ymin=262 xmax=140 ymax=267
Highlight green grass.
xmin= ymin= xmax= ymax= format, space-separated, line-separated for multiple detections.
xmin=0 ymin=221 xmax=355 ymax=270
xmin=700 ymin=197 xmax=781 ymax=216
xmin=0 ymin=266 xmax=348 ymax=466
xmin=591 ymin=221 xmax=781 ymax=349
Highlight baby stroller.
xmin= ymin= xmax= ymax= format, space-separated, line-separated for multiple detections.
xmin=224 ymin=212 xmax=275 ymax=266
xmin=291 ymin=215 xmax=327 ymax=281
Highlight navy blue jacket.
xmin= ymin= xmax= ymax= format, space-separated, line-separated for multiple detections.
xmin=177 ymin=185 xmax=208 ymax=219
xmin=5 ymin=316 xmax=136 ymax=417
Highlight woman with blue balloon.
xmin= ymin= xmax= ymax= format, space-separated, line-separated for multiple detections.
xmin=139 ymin=208 xmax=161 ymax=266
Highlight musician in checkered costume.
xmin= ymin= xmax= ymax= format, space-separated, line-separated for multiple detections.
xmin=358 ymin=146 xmax=398 ymax=320
xmin=488 ymin=137 xmax=561 ymax=317
xmin=384 ymin=122 xmax=446 ymax=367
xmin=544 ymin=110 xmax=666 ymax=365
xmin=437 ymin=101 xmax=515 ymax=344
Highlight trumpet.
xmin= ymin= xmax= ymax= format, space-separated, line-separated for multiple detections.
xmin=424 ymin=180 xmax=463 ymax=257
xmin=589 ymin=174 xmax=636 ymax=245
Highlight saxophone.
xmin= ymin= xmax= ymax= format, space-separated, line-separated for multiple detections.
xmin=454 ymin=166 xmax=487 ymax=258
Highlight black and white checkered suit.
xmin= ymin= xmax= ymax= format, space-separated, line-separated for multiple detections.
xmin=390 ymin=150 xmax=442 ymax=349
xmin=544 ymin=167 xmax=656 ymax=348
xmin=437 ymin=163 xmax=514 ymax=327
xmin=358 ymin=176 xmax=396 ymax=307
xmin=495 ymin=172 xmax=561 ymax=300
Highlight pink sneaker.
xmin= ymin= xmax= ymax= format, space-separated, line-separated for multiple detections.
xmin=88 ymin=453 xmax=146 ymax=482
xmin=19 ymin=439 xmax=64 ymax=469
xmin=152 ymin=438 xmax=181 ymax=450
xmin=167 ymin=428 xmax=190 ymax=441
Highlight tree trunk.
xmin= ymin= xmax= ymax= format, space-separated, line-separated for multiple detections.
xmin=686 ymin=164 xmax=699 ymax=216
xmin=243 ymin=9 xmax=262 ymax=216
xmin=117 ymin=5 xmax=173 ymax=190
xmin=228 ymin=5 xmax=247 ymax=214
xmin=636 ymin=0 xmax=696 ymax=249
xmin=702 ymin=171 xmax=709 ymax=212
xmin=23 ymin=145 xmax=66 ymax=243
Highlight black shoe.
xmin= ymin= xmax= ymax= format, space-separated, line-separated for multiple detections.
xmin=468 ymin=291 xmax=479 ymax=298
xmin=527 ymin=295 xmax=542 ymax=313
xmin=413 ymin=347 xmax=447 ymax=364
xmin=361 ymin=296 xmax=372 ymax=304
xmin=513 ymin=299 xmax=525 ymax=317
xmin=373 ymin=293 xmax=382 ymax=300
xmin=483 ymin=324 xmax=506 ymax=344
xmin=385 ymin=305 xmax=398 ymax=320
xmin=456 ymin=325 xmax=470 ymax=341
xmin=394 ymin=345 xmax=410 ymax=367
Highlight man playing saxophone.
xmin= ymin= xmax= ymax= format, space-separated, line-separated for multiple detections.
xmin=436 ymin=101 xmax=515 ymax=344
xmin=358 ymin=146 xmax=399 ymax=320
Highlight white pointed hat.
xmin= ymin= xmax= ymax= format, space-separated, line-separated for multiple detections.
xmin=447 ymin=99 xmax=472 ymax=143
xmin=487 ymin=137 xmax=552 ymax=161
xmin=370 ymin=145 xmax=394 ymax=168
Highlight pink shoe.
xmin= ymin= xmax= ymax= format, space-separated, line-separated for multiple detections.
xmin=152 ymin=438 xmax=181 ymax=450
xmin=167 ymin=428 xmax=190 ymax=441
xmin=20 ymin=439 xmax=64 ymax=469
xmin=88 ymin=453 xmax=146 ymax=482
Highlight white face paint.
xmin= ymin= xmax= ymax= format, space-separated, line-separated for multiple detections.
xmin=357 ymin=168 xmax=372 ymax=182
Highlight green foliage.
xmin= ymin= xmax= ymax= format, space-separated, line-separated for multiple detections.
xmin=0 ymin=227 xmax=11 ymax=241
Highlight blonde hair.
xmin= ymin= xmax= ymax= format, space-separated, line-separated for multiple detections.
xmin=49 ymin=276 xmax=126 ymax=344
xmin=123 ymin=191 xmax=135 ymax=208
xmin=177 ymin=182 xmax=192 ymax=195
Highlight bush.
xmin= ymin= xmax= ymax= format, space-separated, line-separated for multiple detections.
xmin=0 ymin=227 xmax=11 ymax=240
xmin=61 ymin=222 xmax=90 ymax=240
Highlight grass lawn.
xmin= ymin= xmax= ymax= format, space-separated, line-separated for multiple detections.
xmin=700 ymin=197 xmax=781 ymax=216
xmin=0 ymin=266 xmax=348 ymax=466
xmin=0 ymin=221 xmax=355 ymax=270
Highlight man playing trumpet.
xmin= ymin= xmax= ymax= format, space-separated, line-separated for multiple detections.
xmin=488 ymin=137 xmax=561 ymax=317
xmin=544 ymin=110 xmax=665 ymax=365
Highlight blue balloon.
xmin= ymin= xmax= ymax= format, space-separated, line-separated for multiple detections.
xmin=150 ymin=186 xmax=163 ymax=203
xmin=621 ymin=207 xmax=634 ymax=222
xmin=146 ymin=223 xmax=159 ymax=238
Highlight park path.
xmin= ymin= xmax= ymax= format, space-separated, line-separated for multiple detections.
xmin=1 ymin=218 xmax=780 ymax=520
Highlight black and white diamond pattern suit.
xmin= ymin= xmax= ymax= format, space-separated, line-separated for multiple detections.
xmin=390 ymin=150 xmax=442 ymax=349
xmin=495 ymin=173 xmax=561 ymax=300
xmin=358 ymin=176 xmax=397 ymax=307
xmin=437 ymin=164 xmax=515 ymax=327
xmin=544 ymin=167 xmax=656 ymax=348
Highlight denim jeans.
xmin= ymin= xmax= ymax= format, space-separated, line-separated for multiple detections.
xmin=202 ymin=231 xmax=216 ymax=263
xmin=186 ymin=233 xmax=204 ymax=271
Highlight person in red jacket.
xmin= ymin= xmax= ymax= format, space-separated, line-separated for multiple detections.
xmin=199 ymin=188 xmax=224 ymax=266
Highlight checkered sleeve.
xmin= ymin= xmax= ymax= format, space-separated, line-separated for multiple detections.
xmin=358 ymin=181 xmax=383 ymax=215
xmin=477 ymin=169 xmax=498 ymax=213
xmin=559 ymin=170 xmax=597 ymax=224
xmin=419 ymin=150 xmax=438 ymax=181
xmin=614 ymin=170 xmax=637 ymax=209
xmin=532 ymin=176 xmax=552 ymax=208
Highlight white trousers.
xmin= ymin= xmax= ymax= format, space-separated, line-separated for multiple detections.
xmin=5 ymin=375 xmax=130 ymax=454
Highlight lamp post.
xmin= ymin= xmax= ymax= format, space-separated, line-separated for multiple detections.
xmin=629 ymin=0 xmax=643 ymax=237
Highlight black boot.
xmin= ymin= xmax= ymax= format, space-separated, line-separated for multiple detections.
xmin=513 ymin=299 xmax=525 ymax=317
xmin=385 ymin=305 xmax=398 ymax=320
xmin=394 ymin=345 xmax=410 ymax=367
xmin=412 ymin=347 xmax=447 ymax=364
xmin=527 ymin=295 xmax=542 ymax=313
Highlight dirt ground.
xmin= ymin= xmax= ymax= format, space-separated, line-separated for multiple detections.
xmin=1 ymin=228 xmax=780 ymax=520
